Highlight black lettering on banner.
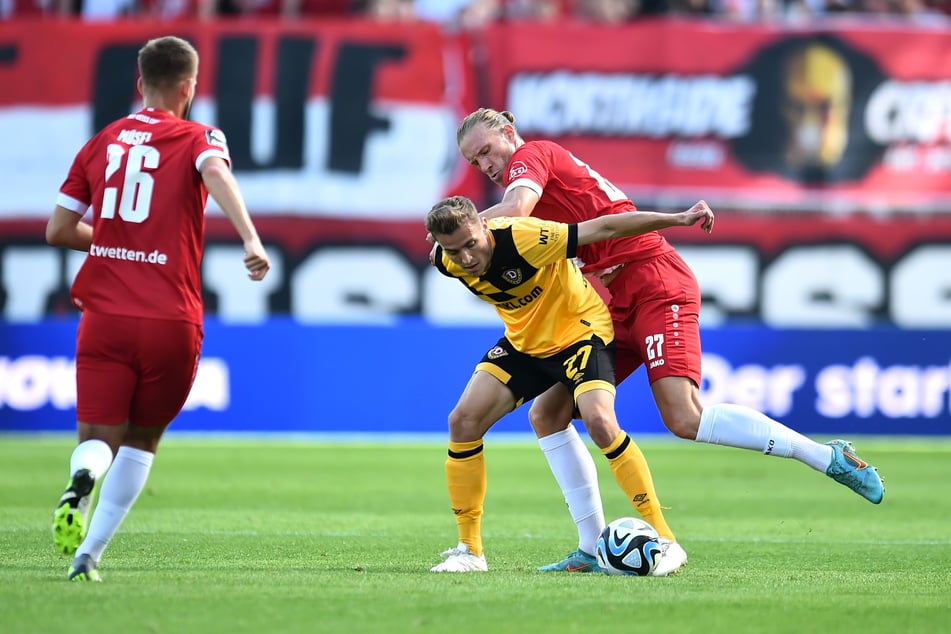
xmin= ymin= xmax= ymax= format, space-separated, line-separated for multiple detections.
xmin=216 ymin=36 xmax=314 ymax=170
xmin=0 ymin=44 xmax=17 ymax=64
xmin=92 ymin=44 xmax=141 ymax=134
xmin=328 ymin=42 xmax=406 ymax=173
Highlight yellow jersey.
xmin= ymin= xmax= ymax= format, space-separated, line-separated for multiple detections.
xmin=434 ymin=216 xmax=614 ymax=357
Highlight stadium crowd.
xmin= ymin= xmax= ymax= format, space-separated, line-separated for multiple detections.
xmin=3 ymin=0 xmax=948 ymax=25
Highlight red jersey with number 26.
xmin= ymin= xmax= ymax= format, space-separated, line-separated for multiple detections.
xmin=57 ymin=108 xmax=230 ymax=326
xmin=503 ymin=140 xmax=674 ymax=274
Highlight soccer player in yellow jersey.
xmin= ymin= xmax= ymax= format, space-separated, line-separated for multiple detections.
xmin=427 ymin=195 xmax=714 ymax=574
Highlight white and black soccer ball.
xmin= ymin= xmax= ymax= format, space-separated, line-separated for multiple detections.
xmin=596 ymin=517 xmax=663 ymax=576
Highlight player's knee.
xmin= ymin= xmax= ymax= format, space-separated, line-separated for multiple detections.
xmin=527 ymin=404 xmax=569 ymax=437
xmin=447 ymin=408 xmax=484 ymax=442
xmin=662 ymin=413 xmax=700 ymax=440
xmin=581 ymin=413 xmax=620 ymax=448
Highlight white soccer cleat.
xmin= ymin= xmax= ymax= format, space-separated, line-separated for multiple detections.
xmin=650 ymin=538 xmax=688 ymax=577
xmin=430 ymin=543 xmax=488 ymax=573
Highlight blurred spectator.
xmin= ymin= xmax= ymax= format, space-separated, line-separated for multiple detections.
xmin=711 ymin=0 xmax=784 ymax=20
xmin=414 ymin=0 xmax=502 ymax=28
xmin=668 ymin=0 xmax=715 ymax=14
xmin=504 ymin=0 xmax=566 ymax=20
xmin=572 ymin=0 xmax=640 ymax=20
xmin=361 ymin=0 xmax=415 ymax=20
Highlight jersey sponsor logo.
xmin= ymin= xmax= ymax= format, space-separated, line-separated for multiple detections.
xmin=539 ymin=227 xmax=550 ymax=245
xmin=508 ymin=160 xmax=528 ymax=180
xmin=206 ymin=129 xmax=228 ymax=148
xmin=498 ymin=285 xmax=543 ymax=310
xmin=89 ymin=243 xmax=169 ymax=265
xmin=487 ymin=345 xmax=508 ymax=359
xmin=502 ymin=269 xmax=523 ymax=285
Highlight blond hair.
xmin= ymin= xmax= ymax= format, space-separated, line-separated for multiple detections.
xmin=456 ymin=108 xmax=517 ymax=145
xmin=426 ymin=195 xmax=480 ymax=237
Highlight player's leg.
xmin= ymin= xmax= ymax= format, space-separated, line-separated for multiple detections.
xmin=431 ymin=366 xmax=516 ymax=572
xmin=645 ymin=252 xmax=883 ymax=503
xmin=655 ymin=378 xmax=884 ymax=503
xmin=54 ymin=313 xmax=132 ymax=561
xmin=529 ymin=385 xmax=605 ymax=572
xmin=68 ymin=318 xmax=202 ymax=581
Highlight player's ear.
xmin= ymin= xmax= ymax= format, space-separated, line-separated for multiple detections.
xmin=136 ymin=76 xmax=144 ymax=97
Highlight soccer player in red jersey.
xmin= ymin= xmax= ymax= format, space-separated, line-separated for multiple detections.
xmin=455 ymin=107 xmax=885 ymax=574
xmin=46 ymin=35 xmax=270 ymax=582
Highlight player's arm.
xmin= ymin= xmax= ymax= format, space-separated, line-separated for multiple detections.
xmin=479 ymin=185 xmax=540 ymax=220
xmin=576 ymin=200 xmax=714 ymax=246
xmin=200 ymin=156 xmax=271 ymax=281
xmin=46 ymin=206 xmax=93 ymax=252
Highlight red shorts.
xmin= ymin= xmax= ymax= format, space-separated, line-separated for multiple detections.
xmin=75 ymin=312 xmax=203 ymax=427
xmin=602 ymin=251 xmax=702 ymax=387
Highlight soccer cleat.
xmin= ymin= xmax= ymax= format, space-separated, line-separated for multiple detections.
xmin=52 ymin=468 xmax=96 ymax=556
xmin=430 ymin=543 xmax=488 ymax=573
xmin=825 ymin=439 xmax=884 ymax=504
xmin=67 ymin=554 xmax=102 ymax=582
xmin=537 ymin=548 xmax=601 ymax=573
xmin=650 ymin=538 xmax=688 ymax=577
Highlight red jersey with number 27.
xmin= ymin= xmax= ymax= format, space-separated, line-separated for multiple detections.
xmin=57 ymin=108 xmax=230 ymax=326
xmin=503 ymin=140 xmax=674 ymax=274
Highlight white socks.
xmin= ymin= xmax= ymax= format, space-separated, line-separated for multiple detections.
xmin=69 ymin=439 xmax=114 ymax=480
xmin=696 ymin=403 xmax=832 ymax=472
xmin=77 ymin=445 xmax=154 ymax=561
xmin=538 ymin=425 xmax=605 ymax=556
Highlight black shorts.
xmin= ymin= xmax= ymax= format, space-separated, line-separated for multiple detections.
xmin=475 ymin=335 xmax=617 ymax=408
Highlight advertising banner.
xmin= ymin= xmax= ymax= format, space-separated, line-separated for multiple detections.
xmin=0 ymin=19 xmax=482 ymax=218
xmin=479 ymin=19 xmax=951 ymax=213
xmin=1 ymin=319 xmax=948 ymax=436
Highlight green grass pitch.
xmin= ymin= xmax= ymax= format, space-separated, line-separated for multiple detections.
xmin=1 ymin=434 xmax=949 ymax=634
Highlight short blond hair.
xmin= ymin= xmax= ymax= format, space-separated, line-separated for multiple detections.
xmin=426 ymin=195 xmax=479 ymax=237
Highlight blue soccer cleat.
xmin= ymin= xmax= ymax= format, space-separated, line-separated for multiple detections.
xmin=537 ymin=548 xmax=601 ymax=573
xmin=825 ymin=439 xmax=884 ymax=504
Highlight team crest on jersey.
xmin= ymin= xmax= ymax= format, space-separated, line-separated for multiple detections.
xmin=502 ymin=269 xmax=523 ymax=285
xmin=508 ymin=161 xmax=528 ymax=180
xmin=487 ymin=346 xmax=508 ymax=360
xmin=206 ymin=129 xmax=228 ymax=148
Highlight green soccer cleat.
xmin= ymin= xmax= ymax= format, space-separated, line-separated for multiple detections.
xmin=52 ymin=468 xmax=96 ymax=556
xmin=537 ymin=548 xmax=601 ymax=573
xmin=67 ymin=554 xmax=102 ymax=582
xmin=825 ymin=439 xmax=884 ymax=504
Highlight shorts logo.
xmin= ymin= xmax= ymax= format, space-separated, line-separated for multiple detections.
xmin=508 ymin=161 xmax=528 ymax=180
xmin=502 ymin=269 xmax=523 ymax=285
xmin=487 ymin=346 xmax=508 ymax=359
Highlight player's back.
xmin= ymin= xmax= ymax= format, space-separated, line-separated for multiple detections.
xmin=509 ymin=140 xmax=674 ymax=272
xmin=59 ymin=108 xmax=229 ymax=325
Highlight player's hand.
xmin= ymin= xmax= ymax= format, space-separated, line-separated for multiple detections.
xmin=681 ymin=200 xmax=714 ymax=234
xmin=243 ymin=239 xmax=271 ymax=281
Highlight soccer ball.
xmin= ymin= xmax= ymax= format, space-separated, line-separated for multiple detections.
xmin=596 ymin=517 xmax=663 ymax=576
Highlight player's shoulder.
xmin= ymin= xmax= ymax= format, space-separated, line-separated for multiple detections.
xmin=489 ymin=215 xmax=550 ymax=234
xmin=177 ymin=119 xmax=228 ymax=147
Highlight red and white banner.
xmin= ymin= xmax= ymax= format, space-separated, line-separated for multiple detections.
xmin=1 ymin=19 xmax=950 ymax=327
xmin=479 ymin=18 xmax=951 ymax=213
xmin=0 ymin=20 xmax=481 ymax=218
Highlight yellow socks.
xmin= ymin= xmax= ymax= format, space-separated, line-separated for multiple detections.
xmin=445 ymin=439 xmax=487 ymax=556
xmin=602 ymin=432 xmax=676 ymax=540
